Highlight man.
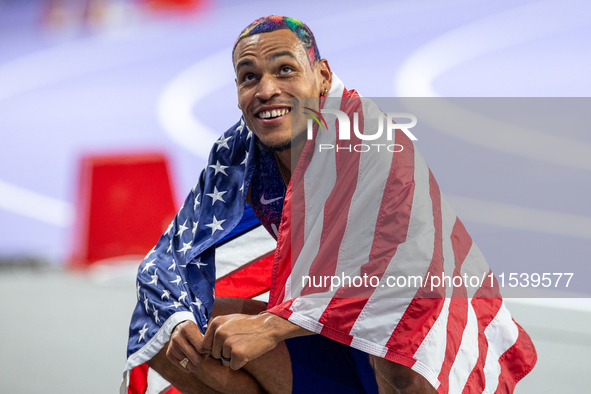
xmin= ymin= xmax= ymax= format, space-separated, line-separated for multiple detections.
xmin=123 ymin=16 xmax=536 ymax=394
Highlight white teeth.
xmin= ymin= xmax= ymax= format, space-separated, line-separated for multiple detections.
xmin=258 ymin=108 xmax=290 ymax=119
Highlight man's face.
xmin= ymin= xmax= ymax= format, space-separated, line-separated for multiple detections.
xmin=234 ymin=29 xmax=326 ymax=151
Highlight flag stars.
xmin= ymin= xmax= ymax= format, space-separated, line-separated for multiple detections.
xmin=191 ymin=298 xmax=203 ymax=309
xmin=209 ymin=160 xmax=229 ymax=176
xmin=168 ymin=259 xmax=176 ymax=271
xmin=170 ymin=275 xmax=182 ymax=285
xmin=205 ymin=215 xmax=226 ymax=235
xmin=143 ymin=293 xmax=150 ymax=313
xmin=147 ymin=269 xmax=159 ymax=286
xmin=138 ymin=323 xmax=148 ymax=343
xmin=161 ymin=289 xmax=171 ymax=300
xmin=241 ymin=150 xmax=249 ymax=165
xmin=169 ymin=301 xmax=183 ymax=309
xmin=176 ymin=220 xmax=189 ymax=237
xmin=141 ymin=259 xmax=156 ymax=274
xmin=194 ymin=193 xmax=201 ymax=211
xmin=178 ymin=291 xmax=188 ymax=302
xmin=152 ymin=305 xmax=160 ymax=324
xmin=194 ymin=260 xmax=207 ymax=269
xmin=192 ymin=222 xmax=198 ymax=235
xmin=177 ymin=241 xmax=192 ymax=255
xmin=165 ymin=221 xmax=174 ymax=236
xmin=215 ymin=135 xmax=232 ymax=151
xmin=206 ymin=187 xmax=227 ymax=206
xmin=145 ymin=247 xmax=156 ymax=260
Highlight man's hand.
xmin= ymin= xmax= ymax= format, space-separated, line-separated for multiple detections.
xmin=166 ymin=320 xmax=209 ymax=373
xmin=198 ymin=313 xmax=312 ymax=371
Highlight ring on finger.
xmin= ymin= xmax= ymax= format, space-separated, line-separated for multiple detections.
xmin=220 ymin=355 xmax=231 ymax=363
xmin=179 ymin=358 xmax=189 ymax=368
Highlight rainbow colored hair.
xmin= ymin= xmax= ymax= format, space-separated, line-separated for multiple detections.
xmin=232 ymin=15 xmax=321 ymax=69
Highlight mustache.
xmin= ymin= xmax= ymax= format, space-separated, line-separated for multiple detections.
xmin=251 ymin=101 xmax=293 ymax=113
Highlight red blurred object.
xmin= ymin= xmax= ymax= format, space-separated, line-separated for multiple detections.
xmin=69 ymin=152 xmax=178 ymax=268
xmin=139 ymin=0 xmax=205 ymax=12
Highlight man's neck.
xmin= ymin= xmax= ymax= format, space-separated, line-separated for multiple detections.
xmin=275 ymin=137 xmax=305 ymax=181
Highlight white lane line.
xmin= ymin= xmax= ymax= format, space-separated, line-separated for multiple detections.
xmin=396 ymin=0 xmax=591 ymax=97
xmin=394 ymin=0 xmax=591 ymax=171
xmin=0 ymin=179 xmax=73 ymax=227
xmin=446 ymin=194 xmax=591 ymax=240
xmin=156 ymin=49 xmax=234 ymax=160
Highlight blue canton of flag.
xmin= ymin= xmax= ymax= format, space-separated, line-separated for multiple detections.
xmin=124 ymin=118 xmax=257 ymax=369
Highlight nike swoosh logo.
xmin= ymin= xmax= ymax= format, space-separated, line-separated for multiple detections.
xmin=260 ymin=194 xmax=283 ymax=205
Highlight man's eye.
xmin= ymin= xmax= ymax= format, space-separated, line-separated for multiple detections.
xmin=243 ymin=73 xmax=256 ymax=82
xmin=280 ymin=66 xmax=293 ymax=74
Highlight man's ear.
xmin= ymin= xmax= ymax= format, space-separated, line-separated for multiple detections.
xmin=235 ymin=78 xmax=241 ymax=109
xmin=317 ymin=59 xmax=332 ymax=95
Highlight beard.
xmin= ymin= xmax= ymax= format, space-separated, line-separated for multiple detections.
xmin=256 ymin=127 xmax=307 ymax=152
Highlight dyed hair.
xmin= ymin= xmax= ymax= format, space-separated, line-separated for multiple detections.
xmin=232 ymin=15 xmax=321 ymax=69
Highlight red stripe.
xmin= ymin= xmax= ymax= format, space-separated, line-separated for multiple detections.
xmin=385 ymin=168 xmax=446 ymax=358
xmin=437 ymin=219 xmax=473 ymax=393
xmin=462 ymin=275 xmax=503 ymax=392
xmin=267 ymin=131 xmax=312 ymax=307
xmin=493 ymin=320 xmax=537 ymax=393
xmin=316 ymin=114 xmax=417 ymax=332
xmin=214 ymin=254 xmax=273 ymax=298
xmin=128 ymin=363 xmax=149 ymax=394
xmin=302 ymin=90 xmax=364 ymax=295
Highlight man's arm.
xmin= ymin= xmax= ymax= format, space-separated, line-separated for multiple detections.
xmin=147 ymin=321 xmax=265 ymax=394
xmin=198 ymin=312 xmax=313 ymax=371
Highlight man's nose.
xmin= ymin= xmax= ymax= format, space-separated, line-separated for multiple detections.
xmin=255 ymin=75 xmax=281 ymax=101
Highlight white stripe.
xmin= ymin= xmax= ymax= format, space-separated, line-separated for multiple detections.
xmin=285 ymin=81 xmax=343 ymax=303
xmin=411 ymin=196 xmax=459 ymax=384
xmin=287 ymin=311 xmax=324 ymax=334
xmin=333 ymin=98 xmax=393 ymax=281
xmin=448 ymin=300 xmax=479 ymax=392
xmin=290 ymin=97 xmax=394 ymax=321
xmin=350 ymin=336 xmax=388 ymax=358
xmin=460 ymin=243 xmax=490 ymax=299
xmin=146 ymin=368 xmax=172 ymax=394
xmin=349 ymin=148 xmax=435 ymax=345
xmin=214 ymin=225 xmax=276 ymax=280
xmin=482 ymin=301 xmax=519 ymax=393
xmin=412 ymin=360 xmax=441 ymax=390
xmin=412 ymin=297 xmax=450 ymax=385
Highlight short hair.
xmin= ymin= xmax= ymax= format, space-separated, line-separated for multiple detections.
xmin=232 ymin=15 xmax=321 ymax=69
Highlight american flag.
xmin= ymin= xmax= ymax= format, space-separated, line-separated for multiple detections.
xmin=122 ymin=74 xmax=536 ymax=393
xmin=121 ymin=114 xmax=278 ymax=393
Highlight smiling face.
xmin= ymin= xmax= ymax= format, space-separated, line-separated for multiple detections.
xmin=234 ymin=29 xmax=331 ymax=151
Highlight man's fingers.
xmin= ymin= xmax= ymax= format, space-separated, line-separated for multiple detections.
xmin=166 ymin=342 xmax=193 ymax=373
xmin=166 ymin=320 xmax=210 ymax=371
xmin=182 ymin=322 xmax=210 ymax=364
xmin=200 ymin=318 xmax=218 ymax=354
